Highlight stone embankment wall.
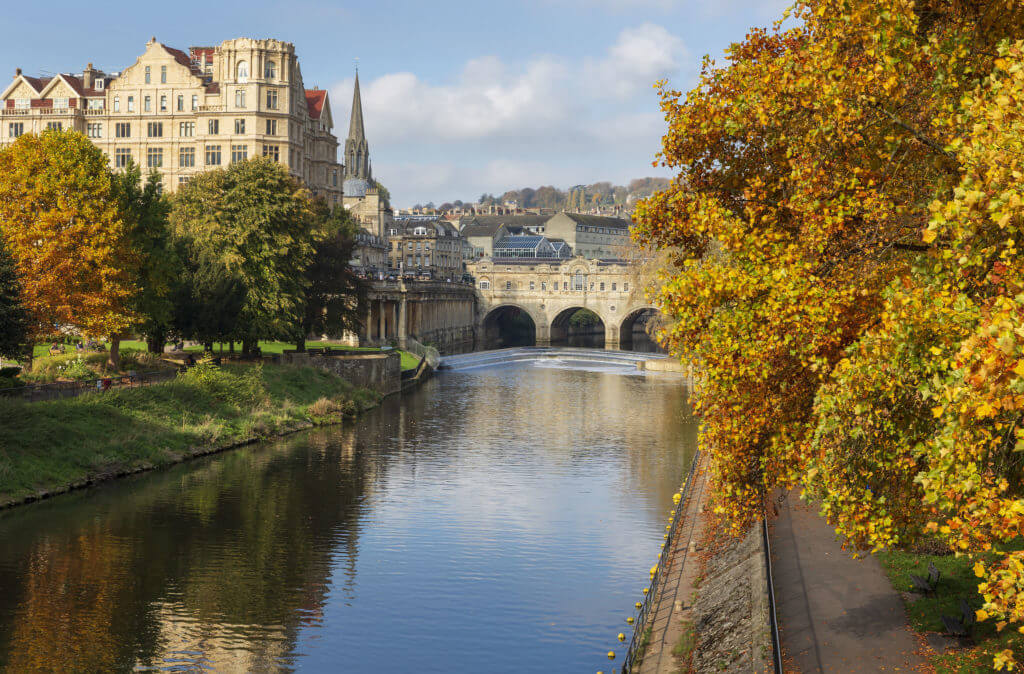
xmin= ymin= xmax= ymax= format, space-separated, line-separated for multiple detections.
xmin=283 ymin=352 xmax=401 ymax=395
xmin=691 ymin=521 xmax=773 ymax=673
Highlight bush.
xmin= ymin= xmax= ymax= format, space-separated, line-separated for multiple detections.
xmin=178 ymin=362 xmax=267 ymax=407
xmin=0 ymin=366 xmax=21 ymax=378
xmin=0 ymin=376 xmax=23 ymax=389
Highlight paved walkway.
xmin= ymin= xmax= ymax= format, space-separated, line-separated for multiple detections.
xmin=637 ymin=455 xmax=709 ymax=674
xmin=769 ymin=492 xmax=926 ymax=672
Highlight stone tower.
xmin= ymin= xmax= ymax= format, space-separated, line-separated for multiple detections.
xmin=343 ymin=72 xmax=371 ymax=183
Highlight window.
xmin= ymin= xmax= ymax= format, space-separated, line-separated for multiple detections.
xmin=529 ymin=281 xmax=535 ymax=290
xmin=177 ymin=95 xmax=184 ymax=112
xmin=113 ymin=96 xmax=120 ymax=112
xmin=179 ymin=122 xmax=195 ymax=137
xmin=234 ymin=118 xmax=245 ymax=134
xmin=264 ymin=60 xmax=276 ymax=79
xmin=159 ymin=95 xmax=167 ymax=112
xmin=623 ymin=282 xmax=629 ymax=291
xmin=563 ymin=281 xmax=568 ymax=290
xmin=46 ymin=122 xmax=62 ymax=131
xmin=127 ymin=96 xmax=135 ymax=112
xmin=236 ymin=61 xmax=249 ymax=82
xmin=147 ymin=122 xmax=163 ymax=137
xmin=179 ymin=147 xmax=195 ymax=167
xmin=145 ymin=65 xmax=151 ymax=84
xmin=505 ymin=281 xmax=512 ymax=290
xmin=87 ymin=123 xmax=102 ymax=138
xmin=87 ymin=99 xmax=103 ymax=110
xmin=54 ymin=97 xmax=69 ymax=109
xmin=599 ymin=282 xmax=605 ymax=291
xmin=208 ymin=119 xmax=219 ymax=135
xmin=115 ymin=122 xmax=131 ymax=138
xmin=146 ymin=147 xmax=163 ymax=168
xmin=205 ymin=144 xmax=221 ymax=165
xmin=230 ymin=144 xmax=247 ymax=163
xmin=160 ymin=65 xmax=167 ymax=84
xmin=332 ymin=169 xmax=338 ymax=186
xmin=144 ymin=96 xmax=151 ymax=112
xmin=262 ymin=144 xmax=279 ymax=161
xmin=191 ymin=95 xmax=198 ymax=111
xmin=265 ymin=88 xmax=278 ymax=109
xmin=541 ymin=282 xmax=546 ymax=291
xmin=611 ymin=282 xmax=617 ymax=291
xmin=114 ymin=148 xmax=131 ymax=168
xmin=235 ymin=89 xmax=246 ymax=108
xmin=179 ymin=176 xmax=191 ymax=187
xmin=8 ymin=122 xmax=24 ymax=138
xmin=265 ymin=119 xmax=277 ymax=135
xmin=14 ymin=98 xmax=28 ymax=109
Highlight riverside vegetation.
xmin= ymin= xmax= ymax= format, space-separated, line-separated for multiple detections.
xmin=636 ymin=0 xmax=1024 ymax=669
xmin=0 ymin=362 xmax=381 ymax=509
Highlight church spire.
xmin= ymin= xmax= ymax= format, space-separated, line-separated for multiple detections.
xmin=344 ymin=71 xmax=371 ymax=182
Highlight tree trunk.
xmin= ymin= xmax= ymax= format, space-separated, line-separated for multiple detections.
xmin=146 ymin=330 xmax=165 ymax=354
xmin=108 ymin=336 xmax=121 ymax=371
xmin=242 ymin=339 xmax=256 ymax=357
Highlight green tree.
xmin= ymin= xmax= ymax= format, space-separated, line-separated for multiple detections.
xmin=0 ymin=234 xmax=29 ymax=361
xmin=170 ymin=157 xmax=316 ymax=354
xmin=293 ymin=202 xmax=366 ymax=351
xmin=111 ymin=162 xmax=177 ymax=359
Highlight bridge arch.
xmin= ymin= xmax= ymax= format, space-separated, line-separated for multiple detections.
xmin=619 ymin=306 xmax=663 ymax=351
xmin=480 ymin=304 xmax=542 ymax=349
xmin=549 ymin=306 xmax=608 ymax=348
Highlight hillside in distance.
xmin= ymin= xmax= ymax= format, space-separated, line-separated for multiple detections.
xmin=412 ymin=178 xmax=671 ymax=212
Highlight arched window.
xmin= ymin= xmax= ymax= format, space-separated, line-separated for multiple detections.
xmin=237 ymin=61 xmax=249 ymax=82
xmin=264 ymin=60 xmax=276 ymax=79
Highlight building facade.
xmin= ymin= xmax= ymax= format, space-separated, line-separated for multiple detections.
xmin=458 ymin=212 xmax=633 ymax=261
xmin=1 ymin=37 xmax=343 ymax=202
xmin=388 ymin=216 xmax=464 ymax=279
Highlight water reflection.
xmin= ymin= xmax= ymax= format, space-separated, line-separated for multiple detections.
xmin=0 ymin=362 xmax=694 ymax=672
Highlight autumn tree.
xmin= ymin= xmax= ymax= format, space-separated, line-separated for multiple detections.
xmin=170 ymin=157 xmax=316 ymax=354
xmin=0 ymin=234 xmax=30 ymax=361
xmin=636 ymin=3 xmax=1024 ymax=667
xmin=292 ymin=202 xmax=366 ymax=351
xmin=0 ymin=130 xmax=138 ymax=358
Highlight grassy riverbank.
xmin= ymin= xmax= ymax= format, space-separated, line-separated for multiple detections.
xmin=0 ymin=363 xmax=381 ymax=508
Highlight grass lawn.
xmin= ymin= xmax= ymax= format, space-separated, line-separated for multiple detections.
xmin=879 ymin=548 xmax=1023 ymax=672
xmin=23 ymin=340 xmax=422 ymax=376
xmin=0 ymin=363 xmax=381 ymax=508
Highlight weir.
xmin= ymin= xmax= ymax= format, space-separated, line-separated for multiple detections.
xmin=438 ymin=346 xmax=670 ymax=371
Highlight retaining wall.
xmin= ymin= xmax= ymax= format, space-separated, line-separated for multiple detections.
xmin=691 ymin=520 xmax=773 ymax=673
xmin=283 ymin=351 xmax=401 ymax=395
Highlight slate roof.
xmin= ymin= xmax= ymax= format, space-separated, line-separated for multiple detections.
xmin=460 ymin=223 xmax=507 ymax=238
xmin=560 ymin=213 xmax=632 ymax=229
xmin=470 ymin=214 xmax=550 ymax=229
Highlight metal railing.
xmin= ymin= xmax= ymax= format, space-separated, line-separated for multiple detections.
xmin=620 ymin=450 xmax=701 ymax=673
xmin=0 ymin=369 xmax=178 ymax=403
xmin=763 ymin=516 xmax=783 ymax=674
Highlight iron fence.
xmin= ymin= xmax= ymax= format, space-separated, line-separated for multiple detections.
xmin=620 ymin=449 xmax=701 ymax=673
xmin=0 ymin=369 xmax=179 ymax=403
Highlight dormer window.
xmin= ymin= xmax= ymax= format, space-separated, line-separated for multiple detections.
xmin=237 ymin=61 xmax=249 ymax=82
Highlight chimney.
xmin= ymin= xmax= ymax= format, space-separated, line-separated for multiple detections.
xmin=15 ymin=68 xmax=21 ymax=76
xmin=83 ymin=63 xmax=95 ymax=89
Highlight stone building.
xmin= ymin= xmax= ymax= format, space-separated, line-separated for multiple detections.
xmin=542 ymin=213 xmax=633 ymax=260
xmin=1 ymin=37 xmax=343 ymax=202
xmin=339 ymin=71 xmax=390 ymax=274
xmin=387 ymin=216 xmax=464 ymax=279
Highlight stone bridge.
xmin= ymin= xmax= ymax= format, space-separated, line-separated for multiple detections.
xmin=465 ymin=257 xmax=660 ymax=350
xmin=361 ymin=279 xmax=477 ymax=353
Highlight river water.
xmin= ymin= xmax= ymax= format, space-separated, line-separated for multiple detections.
xmin=0 ymin=353 xmax=695 ymax=672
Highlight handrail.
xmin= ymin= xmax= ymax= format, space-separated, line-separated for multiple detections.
xmin=763 ymin=516 xmax=783 ymax=674
xmin=620 ymin=450 xmax=701 ymax=673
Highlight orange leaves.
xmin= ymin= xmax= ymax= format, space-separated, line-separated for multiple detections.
xmin=0 ymin=131 xmax=138 ymax=340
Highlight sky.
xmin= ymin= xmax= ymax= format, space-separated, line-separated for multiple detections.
xmin=1 ymin=0 xmax=791 ymax=207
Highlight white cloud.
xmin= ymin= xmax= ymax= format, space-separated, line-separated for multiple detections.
xmin=583 ymin=23 xmax=688 ymax=99
xmin=330 ymin=23 xmax=687 ymax=205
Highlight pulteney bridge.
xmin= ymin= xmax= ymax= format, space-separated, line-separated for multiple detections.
xmin=360 ymin=279 xmax=477 ymax=353
xmin=465 ymin=257 xmax=661 ymax=350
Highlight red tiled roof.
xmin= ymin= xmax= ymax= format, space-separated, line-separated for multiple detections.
xmin=163 ymin=45 xmax=205 ymax=78
xmin=305 ymin=89 xmax=326 ymax=120
xmin=21 ymin=76 xmax=51 ymax=92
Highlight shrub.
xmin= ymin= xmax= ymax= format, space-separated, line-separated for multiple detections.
xmin=0 ymin=376 xmax=23 ymax=389
xmin=178 ymin=362 xmax=267 ymax=407
xmin=0 ymin=366 xmax=21 ymax=378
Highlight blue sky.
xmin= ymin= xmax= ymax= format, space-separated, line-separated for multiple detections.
xmin=2 ymin=0 xmax=790 ymax=207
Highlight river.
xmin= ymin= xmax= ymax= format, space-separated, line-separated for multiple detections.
xmin=0 ymin=352 xmax=696 ymax=672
